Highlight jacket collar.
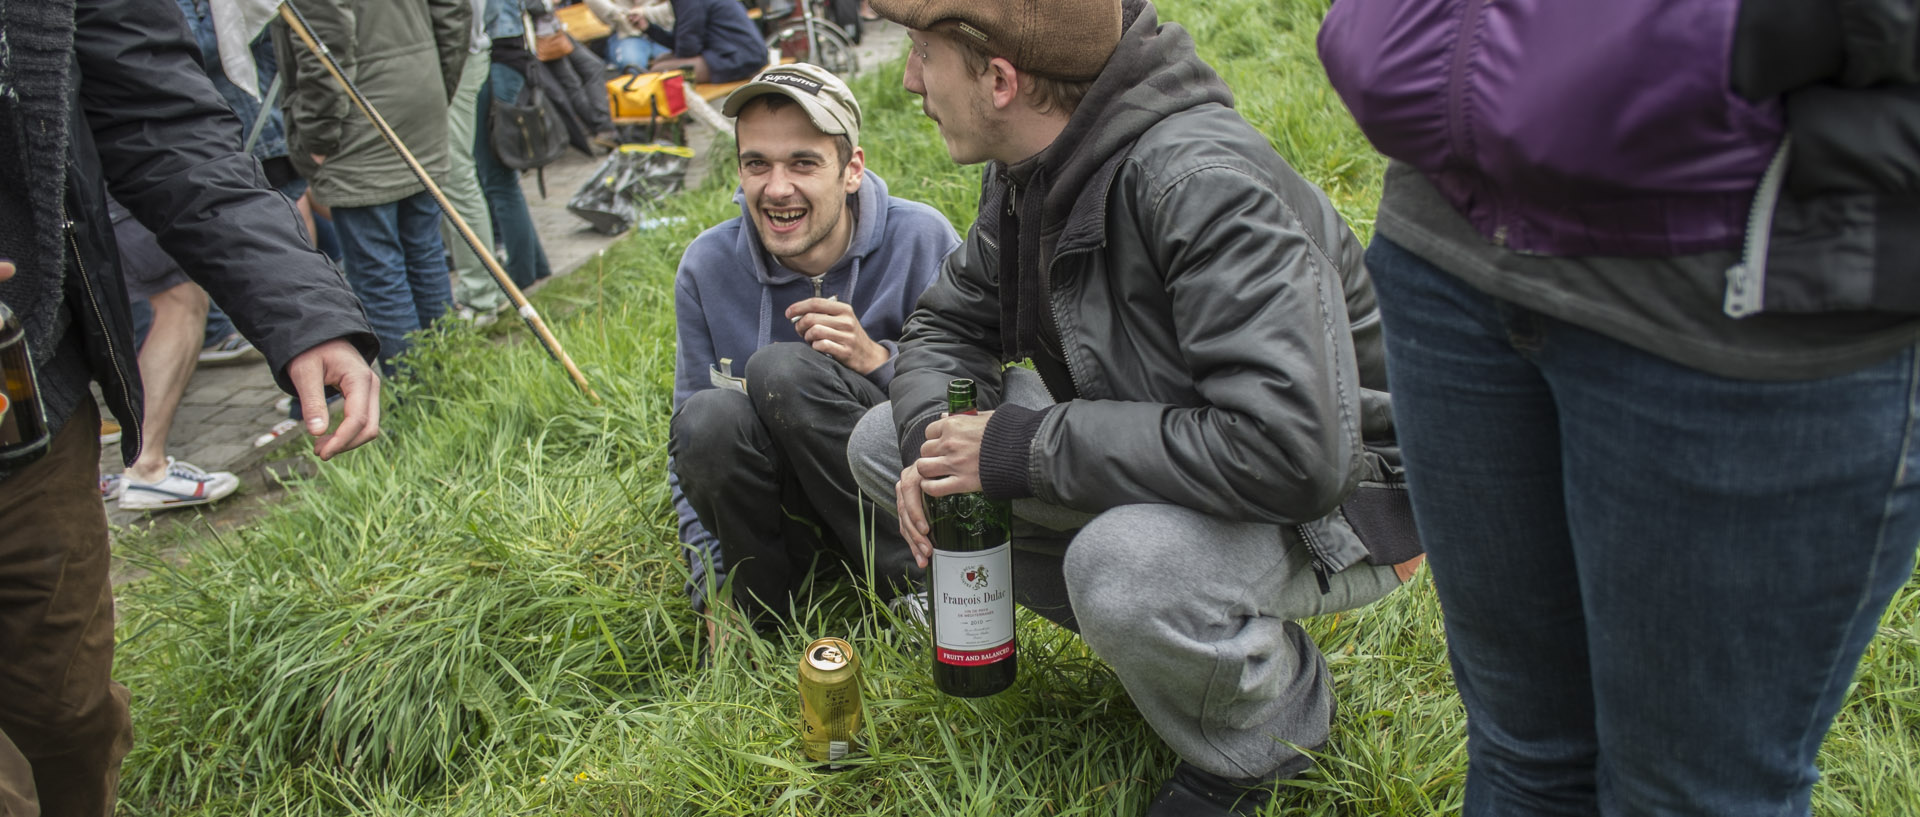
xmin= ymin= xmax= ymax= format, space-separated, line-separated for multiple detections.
xmin=1016 ymin=0 xmax=1235 ymax=256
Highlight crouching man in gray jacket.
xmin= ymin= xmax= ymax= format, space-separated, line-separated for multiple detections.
xmin=848 ymin=0 xmax=1422 ymax=814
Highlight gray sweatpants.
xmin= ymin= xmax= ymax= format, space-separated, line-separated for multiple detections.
xmin=848 ymin=369 xmax=1401 ymax=780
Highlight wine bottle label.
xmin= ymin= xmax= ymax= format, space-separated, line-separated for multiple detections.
xmin=931 ymin=541 xmax=1015 ymax=665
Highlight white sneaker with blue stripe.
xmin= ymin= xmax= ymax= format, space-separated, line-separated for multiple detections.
xmin=118 ymin=458 xmax=239 ymax=511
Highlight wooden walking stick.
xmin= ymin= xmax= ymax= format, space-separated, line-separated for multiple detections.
xmin=278 ymin=1 xmax=601 ymax=403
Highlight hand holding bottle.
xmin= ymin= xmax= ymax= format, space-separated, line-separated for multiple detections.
xmin=917 ymin=411 xmax=988 ymax=495
xmin=919 ymin=379 xmax=1017 ymax=697
xmin=895 ymin=409 xmax=991 ymax=566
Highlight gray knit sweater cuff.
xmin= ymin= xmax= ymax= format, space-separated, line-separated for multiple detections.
xmin=980 ymin=403 xmax=1050 ymax=500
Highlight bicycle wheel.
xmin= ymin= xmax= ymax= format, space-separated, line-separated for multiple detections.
xmin=766 ymin=21 xmax=859 ymax=76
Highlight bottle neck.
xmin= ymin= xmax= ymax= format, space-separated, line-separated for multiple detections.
xmin=946 ymin=384 xmax=977 ymax=416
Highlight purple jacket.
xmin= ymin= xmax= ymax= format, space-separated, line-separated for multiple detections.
xmin=1318 ymin=0 xmax=1784 ymax=257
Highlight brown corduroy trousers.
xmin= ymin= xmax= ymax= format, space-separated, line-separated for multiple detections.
xmin=0 ymin=401 xmax=132 ymax=817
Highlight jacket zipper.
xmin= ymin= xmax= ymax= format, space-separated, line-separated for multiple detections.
xmin=1045 ymin=249 xmax=1088 ymax=402
xmin=1005 ymin=177 xmax=1082 ymax=402
xmin=1724 ymin=136 xmax=1793 ymax=318
xmin=1297 ymin=521 xmax=1335 ymax=595
xmin=62 ymin=201 xmax=142 ymax=462
xmin=809 ymin=275 xmax=824 ymax=299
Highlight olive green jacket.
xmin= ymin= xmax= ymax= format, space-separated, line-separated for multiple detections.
xmin=275 ymin=0 xmax=470 ymax=208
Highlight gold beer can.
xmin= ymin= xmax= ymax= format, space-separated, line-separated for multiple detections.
xmin=798 ymin=637 xmax=862 ymax=764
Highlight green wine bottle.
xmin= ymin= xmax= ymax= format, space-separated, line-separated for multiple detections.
xmin=926 ymin=379 xmax=1017 ymax=697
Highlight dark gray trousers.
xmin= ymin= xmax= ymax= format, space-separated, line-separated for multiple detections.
xmin=670 ymin=343 xmax=921 ymax=624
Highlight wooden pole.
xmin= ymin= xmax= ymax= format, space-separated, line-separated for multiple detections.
xmin=278 ymin=2 xmax=602 ymax=403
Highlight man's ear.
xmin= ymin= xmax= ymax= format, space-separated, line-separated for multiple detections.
xmin=988 ymin=57 xmax=1021 ymax=111
xmin=843 ymin=147 xmax=866 ymax=193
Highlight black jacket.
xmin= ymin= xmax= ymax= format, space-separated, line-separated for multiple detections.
xmin=1731 ymin=0 xmax=1920 ymax=314
xmin=65 ymin=0 xmax=376 ymax=465
xmin=891 ymin=0 xmax=1393 ymax=570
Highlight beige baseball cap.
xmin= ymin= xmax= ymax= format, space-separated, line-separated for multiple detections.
xmin=721 ymin=63 xmax=862 ymax=147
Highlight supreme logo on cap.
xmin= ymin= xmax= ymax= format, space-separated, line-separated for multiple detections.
xmin=764 ymin=73 xmax=824 ymax=95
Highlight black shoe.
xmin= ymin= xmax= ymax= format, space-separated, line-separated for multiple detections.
xmin=1146 ymin=759 xmax=1308 ymax=817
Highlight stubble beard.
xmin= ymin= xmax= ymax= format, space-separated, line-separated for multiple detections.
xmin=760 ymin=196 xmax=842 ymax=267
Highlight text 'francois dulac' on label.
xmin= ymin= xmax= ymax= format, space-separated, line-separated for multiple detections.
xmin=931 ymin=540 xmax=1015 ymax=665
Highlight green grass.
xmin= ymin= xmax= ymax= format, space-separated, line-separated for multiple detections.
xmin=111 ymin=2 xmax=1917 ymax=814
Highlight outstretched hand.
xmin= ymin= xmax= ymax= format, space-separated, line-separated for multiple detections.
xmin=285 ymin=338 xmax=380 ymax=460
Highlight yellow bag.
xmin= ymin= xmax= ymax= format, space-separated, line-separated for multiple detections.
xmin=607 ymin=72 xmax=688 ymax=120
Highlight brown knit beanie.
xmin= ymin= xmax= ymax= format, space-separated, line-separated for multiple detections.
xmin=870 ymin=0 xmax=1121 ymax=81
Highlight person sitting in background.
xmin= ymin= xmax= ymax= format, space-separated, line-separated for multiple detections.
xmin=668 ymin=64 xmax=959 ymax=639
xmin=583 ymin=0 xmax=673 ymax=74
xmin=527 ymin=1 xmax=620 ymax=147
xmin=493 ymin=2 xmax=620 ymax=155
xmin=630 ymin=0 xmax=769 ymax=83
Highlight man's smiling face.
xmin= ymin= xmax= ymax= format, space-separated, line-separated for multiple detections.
xmin=736 ymin=101 xmax=864 ymax=276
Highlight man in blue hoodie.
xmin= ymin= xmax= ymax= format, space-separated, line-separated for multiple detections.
xmin=669 ymin=64 xmax=960 ymax=633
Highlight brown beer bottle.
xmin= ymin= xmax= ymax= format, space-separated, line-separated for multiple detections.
xmin=925 ymin=379 xmax=1017 ymax=697
xmin=0 ymin=300 xmax=50 ymax=467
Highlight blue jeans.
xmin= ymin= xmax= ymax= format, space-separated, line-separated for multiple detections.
xmin=477 ymin=69 xmax=553 ymax=290
xmin=330 ymin=190 xmax=453 ymax=372
xmin=1368 ymin=236 xmax=1920 ymax=816
xmin=606 ymin=31 xmax=670 ymax=74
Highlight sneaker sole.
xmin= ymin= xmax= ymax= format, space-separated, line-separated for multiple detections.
xmin=119 ymin=481 xmax=240 ymax=511
xmin=120 ymin=494 xmax=232 ymax=511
